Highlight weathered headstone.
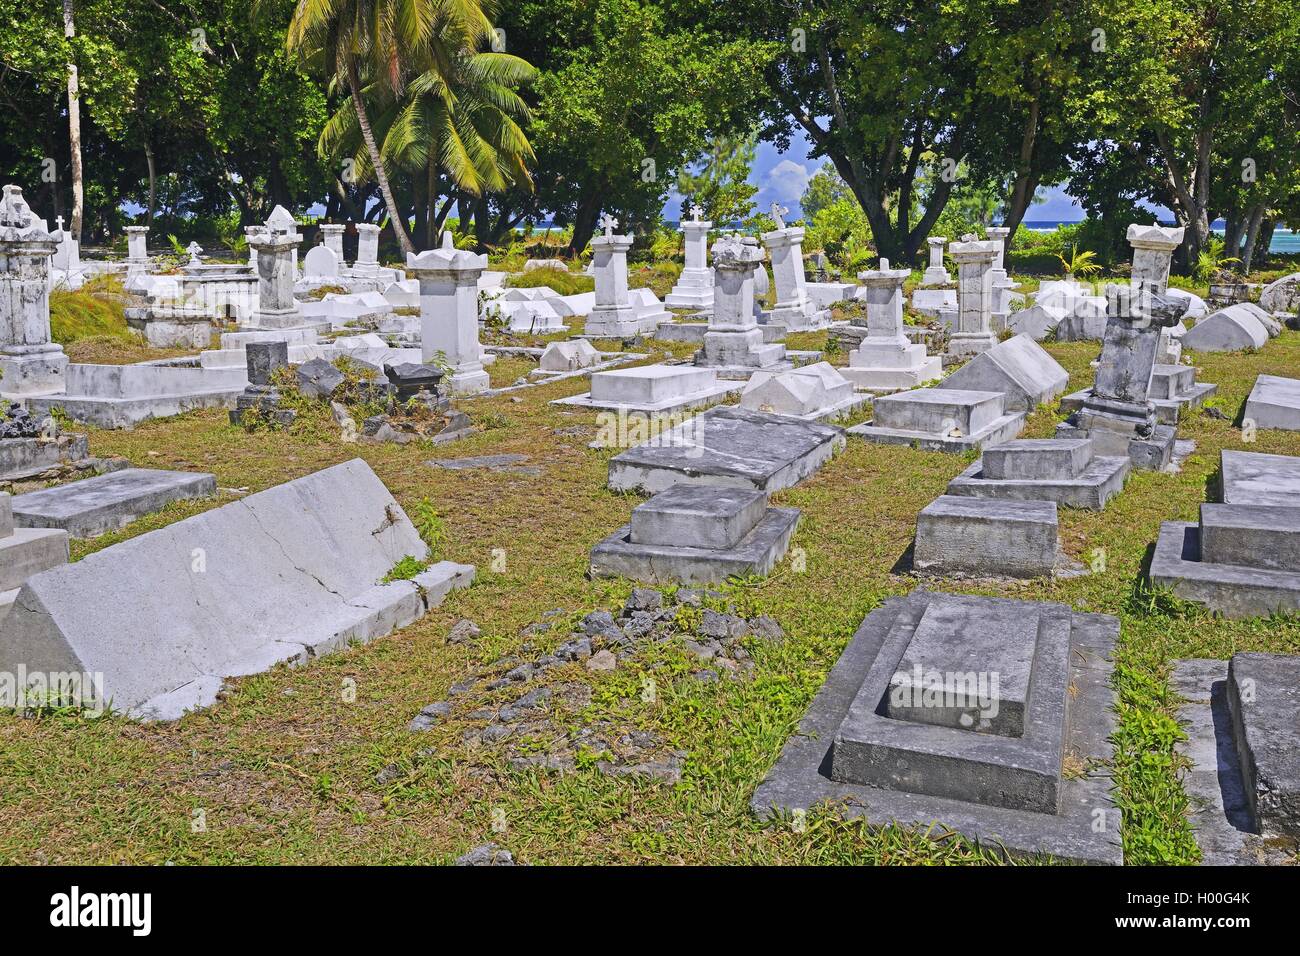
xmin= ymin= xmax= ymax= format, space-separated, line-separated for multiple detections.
xmin=1127 ymin=223 xmax=1186 ymax=363
xmin=353 ymin=223 xmax=381 ymax=277
xmin=946 ymin=235 xmax=1001 ymax=358
xmin=761 ymin=207 xmax=827 ymax=330
xmin=694 ymin=234 xmax=787 ymax=373
xmin=303 ymin=244 xmax=339 ymax=279
xmin=246 ymin=208 xmax=305 ymax=329
xmin=583 ymin=214 xmax=639 ymax=338
xmin=0 ymin=185 xmax=68 ymax=398
xmin=664 ymin=205 xmax=714 ymax=310
xmin=319 ymin=223 xmax=346 ymax=262
xmin=920 ymin=236 xmax=950 ymax=286
xmin=842 ymin=259 xmax=941 ymax=390
xmin=406 ymin=231 xmax=489 ymax=394
xmin=230 ymin=341 xmax=295 ymax=426
xmin=937 ymin=333 xmax=1068 ymax=412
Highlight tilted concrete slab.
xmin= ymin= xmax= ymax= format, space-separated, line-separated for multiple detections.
xmin=1183 ymin=307 xmax=1270 ymax=352
xmin=1244 ymin=374 xmax=1300 ymax=431
xmin=850 ymin=387 xmax=1025 ymax=454
xmin=11 ymin=468 xmax=216 ymax=538
xmin=608 ymin=406 xmax=845 ymax=493
xmin=0 ymin=460 xmax=474 ymax=719
xmin=946 ymin=441 xmax=1130 ymax=512
xmin=752 ymin=590 xmax=1122 ymax=864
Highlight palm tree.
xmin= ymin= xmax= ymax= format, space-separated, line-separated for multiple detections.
xmin=287 ymin=0 xmax=495 ymax=257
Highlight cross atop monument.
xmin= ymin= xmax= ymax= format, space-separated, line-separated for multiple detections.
xmin=689 ymin=203 xmax=704 ymax=223
xmin=441 ymin=230 xmax=454 ymax=250
xmin=599 ymin=213 xmax=619 ymax=238
xmin=186 ymin=241 xmax=203 ymax=264
xmin=771 ymin=203 xmax=788 ymax=230
xmin=55 ymin=215 xmax=65 ymax=232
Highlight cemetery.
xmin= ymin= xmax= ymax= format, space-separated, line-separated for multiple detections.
xmin=1 ymin=0 xmax=1300 ymax=874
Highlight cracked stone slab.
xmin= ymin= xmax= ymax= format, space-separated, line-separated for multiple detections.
xmin=10 ymin=467 xmax=216 ymax=538
xmin=0 ymin=459 xmax=474 ymax=719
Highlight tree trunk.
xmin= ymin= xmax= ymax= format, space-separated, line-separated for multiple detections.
xmin=144 ymin=140 xmax=157 ymax=225
xmin=347 ymin=57 xmax=413 ymax=258
xmin=63 ymin=0 xmax=83 ymax=240
xmin=567 ymin=189 xmax=603 ymax=256
xmin=424 ymin=159 xmax=437 ymax=249
xmin=1241 ymin=206 xmax=1267 ymax=274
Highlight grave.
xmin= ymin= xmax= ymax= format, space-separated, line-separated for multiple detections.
xmin=919 ymin=236 xmax=950 ymax=286
xmin=1243 ymin=374 xmax=1300 ymax=431
xmin=805 ymin=281 xmax=857 ymax=309
xmin=539 ymin=339 xmax=600 ymax=372
xmin=1172 ymin=653 xmax=1300 ymax=864
xmin=319 ymin=223 xmax=347 ymax=262
xmin=1055 ymin=285 xmax=1181 ymax=470
xmin=124 ymin=301 xmax=215 ymax=349
xmin=945 ymin=235 xmax=1001 ymax=358
xmin=407 ymin=231 xmax=490 ymax=395
xmin=840 ymin=260 xmax=942 ymax=391
xmin=739 ymin=362 xmax=867 ymax=422
xmin=848 ymin=387 xmax=1025 ymax=453
xmin=1127 ymin=222 xmax=1187 ymax=363
xmin=1146 ymin=363 xmax=1217 ymax=424
xmin=10 ymin=467 xmax=216 ymax=538
xmin=302 ymin=244 xmax=339 ymax=280
xmin=124 ymin=225 xmax=151 ymax=277
xmin=752 ymin=589 xmax=1122 ymax=864
xmin=985 ymin=226 xmax=1022 ymax=328
xmin=1220 ymin=449 xmax=1300 ymax=507
xmin=945 ymin=437 xmax=1130 ymax=511
xmin=583 ymin=215 xmax=640 ymax=338
xmin=0 ymin=412 xmax=91 ymax=481
xmin=0 ymin=185 xmax=69 ymax=399
xmin=27 ymin=363 xmax=247 ymax=430
xmin=761 ymin=204 xmax=829 ymax=330
xmin=1182 ymin=305 xmax=1270 ymax=352
xmin=589 ymin=483 xmax=800 ymax=584
xmin=1006 ymin=301 xmax=1066 ymax=341
xmin=230 ymin=341 xmax=296 ymax=427
xmin=628 ymin=287 xmax=672 ymax=331
xmin=937 ymin=333 xmax=1067 ymax=412
xmin=552 ymin=363 xmax=737 ymax=413
xmin=0 ymin=460 xmax=474 ymax=719
xmin=0 ymin=491 xmax=68 ymax=621
xmin=913 ymin=495 xmax=1064 ymax=579
xmin=607 ymin=405 xmax=844 ymax=493
xmin=1258 ymin=272 xmax=1300 ymax=315
xmin=693 ymin=234 xmax=789 ymax=376
xmin=246 ymin=208 xmax=312 ymax=330
xmin=1150 ymin=501 xmax=1300 ymax=618
xmin=665 ymin=205 xmax=714 ymax=310
xmin=350 ymin=223 xmax=382 ymax=278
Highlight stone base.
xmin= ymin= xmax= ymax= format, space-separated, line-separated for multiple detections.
xmin=0 ymin=347 xmax=70 ymax=399
xmin=839 ymin=360 xmax=942 ymax=392
xmin=590 ymin=507 xmax=800 ymax=584
xmin=584 ymin=305 xmax=642 ymax=338
xmin=607 ymin=406 xmax=845 ymax=493
xmin=769 ymin=304 xmax=832 ymax=331
xmin=1059 ymin=384 xmax=1211 ymax=427
xmin=552 ymin=364 xmax=740 ymax=414
xmin=1243 ymin=374 xmax=1300 ymax=431
xmin=654 ymin=321 xmax=708 ymax=343
xmin=1056 ymin=417 xmax=1176 ymax=471
xmin=10 ymin=468 xmax=217 ymax=538
xmin=751 ymin=591 xmax=1122 ymax=865
xmin=664 ymin=288 xmax=714 ymax=309
xmin=914 ymin=496 xmax=1065 ymax=579
xmin=126 ymin=310 xmax=214 ymax=349
xmin=444 ymin=366 xmax=490 ymax=396
xmin=946 ymin=453 xmax=1130 ymax=511
xmin=1172 ymin=656 xmax=1300 ymax=863
xmin=0 ymin=434 xmax=92 ymax=482
xmin=850 ymin=387 xmax=1025 ymax=453
xmin=1150 ymin=520 xmax=1300 ymax=619
xmin=946 ymin=331 xmax=998 ymax=359
xmin=29 ymin=390 xmax=244 ymax=431
xmin=0 ymin=526 xmax=70 ymax=591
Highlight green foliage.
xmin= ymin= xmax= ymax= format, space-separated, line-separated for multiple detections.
xmin=504 ymin=269 xmax=594 ymax=295
xmin=48 ymin=276 xmax=134 ymax=344
xmin=1055 ymin=244 xmax=1101 ymax=279
xmin=676 ymin=130 xmax=760 ymax=225
xmin=409 ymin=499 xmax=447 ymax=560
xmin=1193 ymin=237 xmax=1241 ymax=284
xmin=382 ymin=555 xmax=431 ymax=583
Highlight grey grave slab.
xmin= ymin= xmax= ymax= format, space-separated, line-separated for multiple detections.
xmin=1149 ymin=518 xmax=1300 ymax=619
xmin=0 ymin=459 xmax=475 ymax=719
xmin=983 ymin=438 xmax=1091 ymax=481
xmin=1183 ymin=307 xmax=1270 ymax=352
xmin=946 ymin=438 xmax=1130 ymax=511
xmin=936 ymin=333 xmax=1069 ymax=412
xmin=426 ymin=454 xmax=540 ymax=475
xmin=629 ymin=483 xmax=768 ymax=550
xmin=590 ymin=507 xmax=799 ymax=585
xmin=751 ymin=590 xmax=1122 ymax=864
xmin=1220 ymin=449 xmax=1300 ymax=507
xmin=1227 ymin=653 xmax=1300 ymax=838
xmin=0 ymin=491 xmax=68 ymax=592
xmin=913 ymin=495 xmax=1060 ymax=579
xmin=0 ymin=434 xmax=90 ymax=481
xmin=10 ymin=468 xmax=217 ymax=538
xmin=1147 ymin=364 xmax=1219 ymax=425
xmin=1172 ymin=657 xmax=1300 ymax=864
xmin=607 ymin=406 xmax=845 ymax=493
xmin=1243 ymin=374 xmax=1300 ymax=431
xmin=1055 ymin=418 xmax=1177 ymax=471
xmin=849 ymin=388 xmax=1025 ymax=454
xmin=1200 ymin=503 xmax=1300 ymax=571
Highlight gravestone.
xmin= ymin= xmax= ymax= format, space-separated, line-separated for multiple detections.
xmin=230 ymin=341 xmax=295 ymax=426
xmin=0 ymin=184 xmax=69 ymax=398
xmin=553 ymin=363 xmax=736 ymax=413
xmin=694 ymin=234 xmax=788 ymax=374
xmin=937 ymin=333 xmax=1068 ymax=412
xmin=945 ymin=438 xmax=1130 ymax=511
xmin=10 ymin=468 xmax=216 ymax=538
xmin=1220 ymin=449 xmax=1300 ymax=507
xmin=353 ymin=223 xmax=381 ymax=277
xmin=590 ymin=483 xmax=800 ymax=584
xmin=664 ymin=204 xmax=714 ymax=310
xmin=985 ymin=226 xmax=1019 ymax=328
xmin=246 ymin=208 xmax=306 ymax=329
xmin=319 ymin=223 xmax=346 ymax=262
xmin=1258 ymin=272 xmax=1300 ymax=315
xmin=753 ymin=589 xmax=1122 ymax=864
xmin=739 ymin=362 xmax=865 ymax=421
xmin=946 ymin=235 xmax=1001 ymax=358
xmin=920 ymin=236 xmax=950 ymax=286
xmin=842 ymin=259 xmax=942 ymax=391
xmin=125 ymin=225 xmax=149 ymax=271
xmin=1182 ymin=305 xmax=1270 ymax=352
xmin=406 ymin=231 xmax=489 ymax=395
xmin=539 ymin=339 xmax=600 ymax=372
xmin=761 ymin=204 xmax=828 ymax=330
xmin=0 ymin=491 xmax=69 ymax=614
xmin=303 ymin=244 xmax=339 ymax=279
xmin=849 ymin=386 xmax=1025 ymax=453
xmin=1243 ymin=374 xmax=1300 ymax=431
xmin=1127 ymin=223 xmax=1186 ymax=364
xmin=583 ymin=215 xmax=640 ymax=338
xmin=913 ymin=495 xmax=1062 ymax=579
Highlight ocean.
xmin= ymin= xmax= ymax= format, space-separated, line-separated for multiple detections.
xmin=1021 ymin=220 xmax=1300 ymax=254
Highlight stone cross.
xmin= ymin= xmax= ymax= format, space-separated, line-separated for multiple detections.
xmin=186 ymin=242 xmax=203 ymax=265
xmin=600 ymin=213 xmax=619 ymax=238
xmin=55 ymin=215 xmax=65 ymax=233
xmin=771 ymin=203 xmax=788 ymax=230
xmin=690 ymin=203 xmax=703 ymax=223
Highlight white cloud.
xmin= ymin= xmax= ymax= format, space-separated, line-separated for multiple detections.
xmin=766 ymin=159 xmax=813 ymax=204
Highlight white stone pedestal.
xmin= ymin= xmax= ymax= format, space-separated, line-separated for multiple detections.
xmin=947 ymin=236 xmax=1001 ymax=358
xmin=761 ymin=226 xmax=828 ymax=330
xmin=1 ymin=185 xmax=68 ymax=397
xmin=584 ymin=232 xmax=640 ymax=337
xmin=696 ymin=235 xmax=787 ymax=374
xmin=920 ymin=236 xmax=950 ymax=286
xmin=407 ymin=232 xmax=489 ymax=395
xmin=247 ymin=227 xmax=306 ymax=330
xmin=352 ymin=223 xmax=381 ymax=278
xmin=842 ymin=261 xmax=942 ymax=391
xmin=320 ymin=223 xmax=347 ymax=262
xmin=665 ymin=217 xmax=714 ymax=309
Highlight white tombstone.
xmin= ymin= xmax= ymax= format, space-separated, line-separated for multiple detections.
xmin=406 ymin=231 xmax=489 ymax=395
xmin=51 ymin=215 xmax=83 ymax=289
xmin=695 ymin=234 xmax=786 ymax=370
xmin=303 ymin=245 xmax=340 ymax=279
xmin=0 ymin=185 xmax=68 ymax=397
xmin=665 ymin=204 xmax=714 ymax=309
xmin=540 ymin=339 xmax=600 ymax=372
xmin=947 ymin=235 xmax=1001 ymax=358
xmin=244 ymin=225 xmax=262 ymax=268
xmin=246 ymin=209 xmax=304 ymax=329
xmin=842 ymin=259 xmax=942 ymax=390
xmin=920 ymin=236 xmax=951 ymax=286
xmin=1127 ymin=222 xmax=1187 ymax=364
xmin=741 ymin=361 xmax=855 ymax=419
xmin=125 ymin=225 xmax=149 ymax=264
xmin=353 ymin=223 xmax=381 ymax=277
xmin=319 ymin=223 xmax=346 ymax=262
xmin=761 ymin=203 xmax=825 ymax=329
xmin=986 ymin=225 xmax=1019 ymax=329
xmin=265 ymin=204 xmax=299 ymax=275
xmin=583 ymin=214 xmax=640 ymax=338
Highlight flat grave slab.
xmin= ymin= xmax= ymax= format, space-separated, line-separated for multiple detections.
xmin=849 ymin=387 xmax=1025 ymax=454
xmin=11 ymin=468 xmax=217 ymax=538
xmin=945 ymin=438 xmax=1130 ymax=511
xmin=752 ymin=590 xmax=1122 ymax=864
xmin=630 ymin=484 xmax=768 ymax=550
xmin=1220 ymin=449 xmax=1300 ymax=506
xmin=0 ymin=434 xmax=91 ymax=482
xmin=913 ymin=495 xmax=1062 ymax=579
xmin=552 ymin=363 xmax=740 ymax=414
xmin=1243 ymin=374 xmax=1300 ymax=431
xmin=608 ymin=406 xmax=845 ymax=493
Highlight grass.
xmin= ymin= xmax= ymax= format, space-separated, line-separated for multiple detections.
xmin=49 ymin=274 xmax=208 ymax=365
xmin=2 ymin=312 xmax=1300 ymax=865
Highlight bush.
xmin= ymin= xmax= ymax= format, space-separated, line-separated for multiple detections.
xmin=504 ymin=269 xmax=594 ymax=296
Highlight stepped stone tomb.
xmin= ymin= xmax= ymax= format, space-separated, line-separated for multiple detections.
xmin=937 ymin=333 xmax=1067 ymax=412
xmin=753 ymin=589 xmax=1122 ymax=864
xmin=664 ymin=205 xmax=714 ymax=310
xmin=945 ymin=437 xmax=1130 ymax=511
xmin=1243 ymin=374 xmax=1300 ymax=431
xmin=583 ymin=215 xmax=641 ymax=338
xmin=913 ymin=495 xmax=1069 ymax=579
xmin=1172 ymin=653 xmax=1300 ymax=864
xmin=407 ymin=231 xmax=490 ymax=395
xmin=1055 ymin=284 xmax=1182 ymax=470
xmin=9 ymin=467 xmax=215 ymax=538
xmin=841 ymin=260 xmax=942 ymax=391
xmin=0 ymin=490 xmax=68 ymax=623
xmin=1060 ymin=361 xmax=1217 ymax=427
xmin=848 ymin=386 xmax=1025 ymax=453
xmin=0 ymin=460 xmax=474 ymax=720
xmin=694 ymin=234 xmax=790 ymax=376
xmin=27 ymin=362 xmax=247 ymax=430
xmin=761 ymin=204 xmax=830 ymax=330
xmin=589 ymin=483 xmax=800 ymax=584
xmin=739 ymin=362 xmax=867 ymax=421
xmin=1150 ymin=453 xmax=1300 ymax=619
xmin=553 ymin=363 xmax=737 ymax=413
xmin=608 ymin=406 xmax=844 ymax=493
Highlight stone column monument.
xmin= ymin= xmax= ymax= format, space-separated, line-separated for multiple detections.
xmin=920 ymin=236 xmax=950 ymax=286
xmin=125 ymin=225 xmax=150 ymax=275
xmin=664 ymin=204 xmax=714 ymax=309
xmin=244 ymin=226 xmax=262 ymax=269
xmin=695 ymin=234 xmax=786 ymax=371
xmin=583 ymin=214 xmax=640 ymax=338
xmin=842 ymin=259 xmax=942 ymax=390
xmin=1127 ymin=223 xmax=1187 ymax=364
xmin=0 ymin=185 xmax=68 ymax=398
xmin=407 ymin=231 xmax=490 ymax=395
xmin=986 ymin=225 xmax=1019 ymax=331
xmin=246 ymin=211 xmax=304 ymax=329
xmin=319 ymin=223 xmax=347 ymax=263
xmin=761 ymin=203 xmax=824 ymax=329
xmin=353 ymin=224 xmax=381 ymax=277
xmin=947 ymin=234 xmax=1001 ymax=357
xmin=265 ymin=205 xmax=300 ymax=275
